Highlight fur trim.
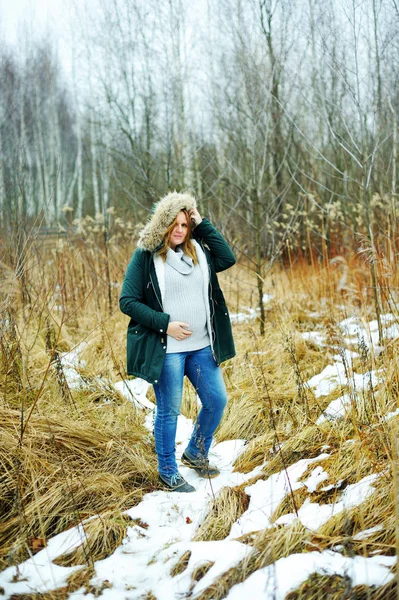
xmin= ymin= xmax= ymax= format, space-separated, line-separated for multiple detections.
xmin=138 ymin=191 xmax=197 ymax=251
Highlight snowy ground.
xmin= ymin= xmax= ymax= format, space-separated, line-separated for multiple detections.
xmin=0 ymin=311 xmax=397 ymax=598
xmin=0 ymin=414 xmax=394 ymax=599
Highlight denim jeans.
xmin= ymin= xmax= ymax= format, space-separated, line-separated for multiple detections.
xmin=153 ymin=345 xmax=228 ymax=478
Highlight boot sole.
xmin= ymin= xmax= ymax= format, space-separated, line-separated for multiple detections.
xmin=181 ymin=458 xmax=220 ymax=479
xmin=159 ymin=485 xmax=196 ymax=493
xmin=158 ymin=481 xmax=196 ymax=493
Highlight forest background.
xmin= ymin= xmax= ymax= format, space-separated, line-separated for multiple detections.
xmin=2 ymin=0 xmax=398 ymax=262
xmin=2 ymin=1 xmax=399 ymax=598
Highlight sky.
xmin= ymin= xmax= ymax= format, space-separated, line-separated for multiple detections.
xmin=0 ymin=0 xmax=208 ymax=93
xmin=0 ymin=0 xmax=73 ymax=75
xmin=0 ymin=0 xmax=64 ymax=42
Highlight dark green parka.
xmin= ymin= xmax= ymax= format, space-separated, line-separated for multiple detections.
xmin=119 ymin=218 xmax=236 ymax=384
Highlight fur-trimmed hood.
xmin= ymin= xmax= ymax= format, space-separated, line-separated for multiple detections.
xmin=138 ymin=192 xmax=197 ymax=252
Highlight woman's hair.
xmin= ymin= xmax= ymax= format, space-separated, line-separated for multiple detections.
xmin=157 ymin=209 xmax=198 ymax=264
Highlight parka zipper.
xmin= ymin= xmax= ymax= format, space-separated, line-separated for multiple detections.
xmin=148 ymin=274 xmax=163 ymax=311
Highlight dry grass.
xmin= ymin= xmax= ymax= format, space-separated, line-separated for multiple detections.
xmin=250 ymin=520 xmax=311 ymax=565
xmin=215 ymin=326 xmax=329 ymax=444
xmin=271 ymin=488 xmax=310 ymax=522
xmin=285 ymin=573 xmax=351 ymax=600
xmin=194 ymin=486 xmax=250 ymax=541
xmin=2 ymin=231 xmax=399 ymax=599
xmin=286 ymin=575 xmax=397 ymax=600
xmin=5 ymin=566 xmax=96 ymax=600
xmin=170 ymin=550 xmax=191 ymax=577
xmin=191 ymin=560 xmax=215 ymax=582
xmin=315 ymin=475 xmax=395 ymax=554
xmin=53 ymin=511 xmax=132 ymax=566
xmin=0 ymin=401 xmax=157 ymax=567
xmin=194 ymin=521 xmax=311 ymax=600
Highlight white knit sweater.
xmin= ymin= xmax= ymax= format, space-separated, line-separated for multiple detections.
xmin=163 ymin=247 xmax=210 ymax=353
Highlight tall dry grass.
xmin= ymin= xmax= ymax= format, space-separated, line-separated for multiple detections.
xmin=1 ymin=215 xmax=399 ymax=598
xmin=0 ymin=218 xmax=156 ymax=569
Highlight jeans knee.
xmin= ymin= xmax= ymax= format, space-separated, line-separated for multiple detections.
xmin=157 ymin=405 xmax=180 ymax=419
xmin=217 ymin=393 xmax=227 ymax=413
xmin=200 ymin=390 xmax=227 ymax=416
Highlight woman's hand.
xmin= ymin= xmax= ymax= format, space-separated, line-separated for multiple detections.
xmin=167 ymin=321 xmax=193 ymax=341
xmin=188 ymin=208 xmax=202 ymax=227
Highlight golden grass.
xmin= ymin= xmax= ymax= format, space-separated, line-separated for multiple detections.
xmin=193 ymin=486 xmax=250 ymax=542
xmin=285 ymin=573 xmax=352 ymax=600
xmin=170 ymin=550 xmax=191 ymax=577
xmin=191 ymin=560 xmax=215 ymax=582
xmin=215 ymin=327 xmax=330 ymax=444
xmin=250 ymin=520 xmax=311 ymax=565
xmin=195 ymin=521 xmax=311 ymax=600
xmin=315 ymin=475 xmax=395 ymax=553
xmin=286 ymin=575 xmax=397 ymax=600
xmin=54 ymin=510 xmax=131 ymax=566
xmin=5 ymin=566 xmax=96 ymax=600
xmin=260 ymin=425 xmax=328 ymax=477
xmin=139 ymin=592 xmax=158 ymax=600
xmin=2 ymin=232 xmax=399 ymax=599
xmin=0 ymin=400 xmax=157 ymax=567
xmin=270 ymin=488 xmax=309 ymax=522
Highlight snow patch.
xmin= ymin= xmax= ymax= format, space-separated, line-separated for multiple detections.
xmin=226 ymin=551 xmax=395 ymax=600
xmin=227 ymin=454 xmax=330 ymax=539
xmin=275 ymin=473 xmax=380 ymax=531
xmin=114 ymin=378 xmax=153 ymax=409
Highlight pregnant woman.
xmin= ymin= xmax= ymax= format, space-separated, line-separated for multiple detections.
xmin=120 ymin=192 xmax=236 ymax=492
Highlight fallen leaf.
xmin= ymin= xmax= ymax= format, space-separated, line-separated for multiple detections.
xmin=29 ymin=538 xmax=47 ymax=553
xmin=132 ymin=518 xmax=149 ymax=529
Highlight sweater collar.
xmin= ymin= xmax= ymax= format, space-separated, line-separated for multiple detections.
xmin=165 ymin=246 xmax=194 ymax=274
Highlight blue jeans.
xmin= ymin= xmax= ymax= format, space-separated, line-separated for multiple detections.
xmin=153 ymin=345 xmax=228 ymax=478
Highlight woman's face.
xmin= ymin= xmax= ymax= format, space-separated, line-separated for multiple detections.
xmin=169 ymin=211 xmax=189 ymax=249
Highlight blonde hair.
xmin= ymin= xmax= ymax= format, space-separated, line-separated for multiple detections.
xmin=157 ymin=209 xmax=198 ymax=265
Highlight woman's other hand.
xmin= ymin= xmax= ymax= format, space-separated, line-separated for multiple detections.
xmin=167 ymin=321 xmax=193 ymax=340
xmin=188 ymin=208 xmax=202 ymax=227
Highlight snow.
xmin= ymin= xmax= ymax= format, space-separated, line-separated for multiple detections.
xmin=301 ymin=331 xmax=326 ymax=346
xmin=0 ymin=562 xmax=80 ymax=597
xmin=1 ymin=422 xmax=384 ymax=599
xmin=386 ymin=408 xmax=399 ymax=421
xmin=113 ymin=378 xmax=153 ymax=409
xmin=83 ymin=540 xmax=252 ymax=600
xmin=230 ymin=295 xmax=272 ymax=324
xmin=2 ymin=310 xmax=396 ymax=599
xmin=317 ymin=393 xmax=353 ymax=423
xmin=339 ymin=314 xmax=399 ymax=348
xmin=226 ymin=551 xmax=395 ymax=600
xmin=307 ymin=359 xmax=380 ymax=399
xmin=0 ymin=526 xmax=85 ymax=596
xmin=60 ymin=341 xmax=154 ymax=412
xmin=302 ymin=466 xmax=329 ymax=492
xmin=332 ymin=349 xmax=359 ymax=363
xmin=3 ymin=447 xmax=383 ymax=599
xmin=353 ymin=525 xmax=384 ymax=540
xmin=384 ymin=323 xmax=399 ymax=339
xmin=274 ymin=473 xmax=380 ymax=531
xmin=230 ymin=307 xmax=258 ymax=324
xmin=0 ymin=430 xmax=260 ymax=600
xmin=227 ymin=454 xmax=330 ymax=539
xmin=307 ymin=364 xmax=346 ymax=397
xmin=59 ymin=342 xmax=89 ymax=389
